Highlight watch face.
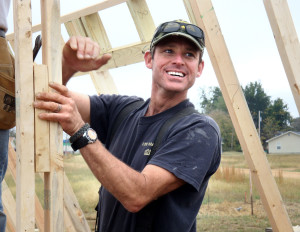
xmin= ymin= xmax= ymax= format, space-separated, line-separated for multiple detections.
xmin=87 ymin=128 xmax=97 ymax=141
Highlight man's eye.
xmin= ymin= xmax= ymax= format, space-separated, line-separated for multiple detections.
xmin=186 ymin=52 xmax=195 ymax=58
xmin=164 ymin=49 xmax=173 ymax=54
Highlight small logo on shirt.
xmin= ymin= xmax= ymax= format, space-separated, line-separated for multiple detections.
xmin=144 ymin=149 xmax=151 ymax=156
xmin=142 ymin=142 xmax=153 ymax=156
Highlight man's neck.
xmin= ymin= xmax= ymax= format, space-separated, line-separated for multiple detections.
xmin=145 ymin=93 xmax=187 ymax=117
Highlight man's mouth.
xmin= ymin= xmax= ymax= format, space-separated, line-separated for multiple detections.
xmin=167 ymin=71 xmax=185 ymax=77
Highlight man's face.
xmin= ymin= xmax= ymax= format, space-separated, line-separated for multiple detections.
xmin=145 ymin=37 xmax=204 ymax=97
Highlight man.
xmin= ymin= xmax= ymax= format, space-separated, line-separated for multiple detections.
xmin=34 ymin=20 xmax=221 ymax=232
xmin=0 ymin=0 xmax=14 ymax=231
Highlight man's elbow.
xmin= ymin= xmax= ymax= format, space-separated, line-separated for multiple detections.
xmin=122 ymin=198 xmax=149 ymax=213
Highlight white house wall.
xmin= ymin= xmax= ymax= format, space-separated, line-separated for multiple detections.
xmin=268 ymin=132 xmax=300 ymax=154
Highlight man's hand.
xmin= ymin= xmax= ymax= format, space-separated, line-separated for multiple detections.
xmin=33 ymin=82 xmax=86 ymax=136
xmin=62 ymin=36 xmax=112 ymax=85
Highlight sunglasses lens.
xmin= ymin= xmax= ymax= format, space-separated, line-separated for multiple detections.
xmin=186 ymin=25 xmax=203 ymax=38
xmin=163 ymin=22 xmax=180 ymax=33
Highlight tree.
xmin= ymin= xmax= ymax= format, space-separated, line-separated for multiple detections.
xmin=199 ymin=82 xmax=293 ymax=151
xmin=209 ymin=110 xmax=240 ymax=151
xmin=200 ymin=87 xmax=227 ymax=114
xmin=243 ymin=81 xmax=270 ymax=128
xmin=291 ymin=117 xmax=300 ymax=131
xmin=265 ymin=98 xmax=292 ymax=130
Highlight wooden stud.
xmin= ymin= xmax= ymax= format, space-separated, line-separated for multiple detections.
xmin=263 ymin=0 xmax=300 ymax=116
xmin=183 ymin=0 xmax=293 ymax=231
xmin=101 ymin=41 xmax=149 ymax=71
xmin=81 ymin=14 xmax=118 ymax=94
xmin=63 ymin=173 xmax=91 ymax=232
xmin=81 ymin=13 xmax=112 ymax=53
xmin=13 ymin=0 xmax=35 ymax=231
xmin=7 ymin=142 xmax=45 ymax=232
xmin=126 ymin=0 xmax=156 ymax=42
xmin=34 ymin=64 xmax=50 ymax=172
xmin=40 ymin=0 xmax=64 ymax=231
xmin=7 ymin=0 xmax=128 ymax=42
xmin=65 ymin=16 xmax=118 ymax=94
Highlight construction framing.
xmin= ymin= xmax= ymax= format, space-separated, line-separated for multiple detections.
xmin=3 ymin=0 xmax=299 ymax=231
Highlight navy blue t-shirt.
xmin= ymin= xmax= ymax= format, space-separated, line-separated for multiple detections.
xmin=90 ymin=94 xmax=221 ymax=232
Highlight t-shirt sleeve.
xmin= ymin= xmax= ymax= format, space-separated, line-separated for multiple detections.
xmin=89 ymin=94 xmax=143 ymax=144
xmin=148 ymin=115 xmax=221 ymax=191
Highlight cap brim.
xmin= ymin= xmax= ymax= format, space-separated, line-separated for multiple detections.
xmin=151 ymin=32 xmax=203 ymax=51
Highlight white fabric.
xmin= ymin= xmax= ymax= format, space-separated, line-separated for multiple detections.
xmin=0 ymin=0 xmax=11 ymax=32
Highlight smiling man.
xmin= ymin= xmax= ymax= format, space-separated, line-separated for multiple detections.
xmin=34 ymin=20 xmax=221 ymax=232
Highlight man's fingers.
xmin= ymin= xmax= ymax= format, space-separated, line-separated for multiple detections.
xmin=49 ymin=82 xmax=70 ymax=97
xmin=68 ymin=36 xmax=78 ymax=50
xmin=95 ymin=53 xmax=112 ymax=67
xmin=34 ymin=100 xmax=60 ymax=112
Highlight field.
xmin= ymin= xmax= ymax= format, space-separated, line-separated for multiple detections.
xmin=4 ymin=152 xmax=300 ymax=231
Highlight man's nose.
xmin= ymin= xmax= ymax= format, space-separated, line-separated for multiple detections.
xmin=172 ymin=54 xmax=184 ymax=65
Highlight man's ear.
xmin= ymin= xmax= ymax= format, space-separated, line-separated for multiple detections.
xmin=144 ymin=51 xmax=153 ymax=69
xmin=196 ymin=61 xmax=204 ymax=78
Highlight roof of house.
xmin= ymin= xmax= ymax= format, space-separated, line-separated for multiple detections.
xmin=266 ymin=131 xmax=300 ymax=143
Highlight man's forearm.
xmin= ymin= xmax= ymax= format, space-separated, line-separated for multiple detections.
xmin=79 ymin=140 xmax=150 ymax=213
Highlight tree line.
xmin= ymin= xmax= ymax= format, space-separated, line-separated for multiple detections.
xmin=199 ymin=81 xmax=300 ymax=152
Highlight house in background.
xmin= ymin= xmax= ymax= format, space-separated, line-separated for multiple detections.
xmin=266 ymin=131 xmax=300 ymax=154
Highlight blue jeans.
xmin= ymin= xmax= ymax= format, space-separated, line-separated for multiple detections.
xmin=0 ymin=129 xmax=9 ymax=232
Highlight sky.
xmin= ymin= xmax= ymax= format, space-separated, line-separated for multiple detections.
xmin=7 ymin=0 xmax=300 ymax=118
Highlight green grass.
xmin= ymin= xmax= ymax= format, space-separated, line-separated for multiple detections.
xmin=4 ymin=152 xmax=300 ymax=231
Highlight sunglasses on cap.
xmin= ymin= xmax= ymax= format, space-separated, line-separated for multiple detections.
xmin=150 ymin=21 xmax=205 ymax=51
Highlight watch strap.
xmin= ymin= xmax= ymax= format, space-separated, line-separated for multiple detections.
xmin=69 ymin=123 xmax=90 ymax=143
xmin=71 ymin=135 xmax=89 ymax=151
xmin=71 ymin=127 xmax=98 ymax=151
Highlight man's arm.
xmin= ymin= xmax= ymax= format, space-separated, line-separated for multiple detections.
xmin=80 ymin=140 xmax=185 ymax=213
xmin=34 ymin=83 xmax=185 ymax=212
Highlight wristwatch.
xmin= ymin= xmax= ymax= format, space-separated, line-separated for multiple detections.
xmin=71 ymin=126 xmax=98 ymax=151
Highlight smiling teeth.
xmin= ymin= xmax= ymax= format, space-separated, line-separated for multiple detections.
xmin=168 ymin=71 xmax=184 ymax=77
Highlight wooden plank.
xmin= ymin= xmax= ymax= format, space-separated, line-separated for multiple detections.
xmin=12 ymin=0 xmax=35 ymax=231
xmin=2 ymin=180 xmax=16 ymax=232
xmin=183 ymin=0 xmax=293 ymax=231
xmin=71 ymin=41 xmax=149 ymax=78
xmin=40 ymin=0 xmax=64 ymax=231
xmin=90 ymin=70 xmax=118 ymax=94
xmin=100 ymin=41 xmax=149 ymax=71
xmin=34 ymin=64 xmax=50 ymax=172
xmin=63 ymin=173 xmax=91 ymax=232
xmin=65 ymin=17 xmax=118 ymax=94
xmin=126 ymin=0 xmax=155 ymax=42
xmin=6 ymin=0 xmax=128 ymax=41
xmin=64 ymin=19 xmax=86 ymax=37
xmin=80 ymin=14 xmax=118 ymax=94
xmin=7 ymin=142 xmax=45 ymax=232
xmin=81 ymin=13 xmax=112 ymax=53
xmin=263 ymin=0 xmax=300 ymax=116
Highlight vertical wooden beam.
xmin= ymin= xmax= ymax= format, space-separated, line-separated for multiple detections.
xmin=183 ymin=0 xmax=293 ymax=231
xmin=126 ymin=0 xmax=156 ymax=42
xmin=13 ymin=0 xmax=35 ymax=231
xmin=34 ymin=64 xmax=50 ymax=172
xmin=7 ymin=142 xmax=45 ymax=232
xmin=263 ymin=0 xmax=300 ymax=116
xmin=40 ymin=0 xmax=64 ymax=231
